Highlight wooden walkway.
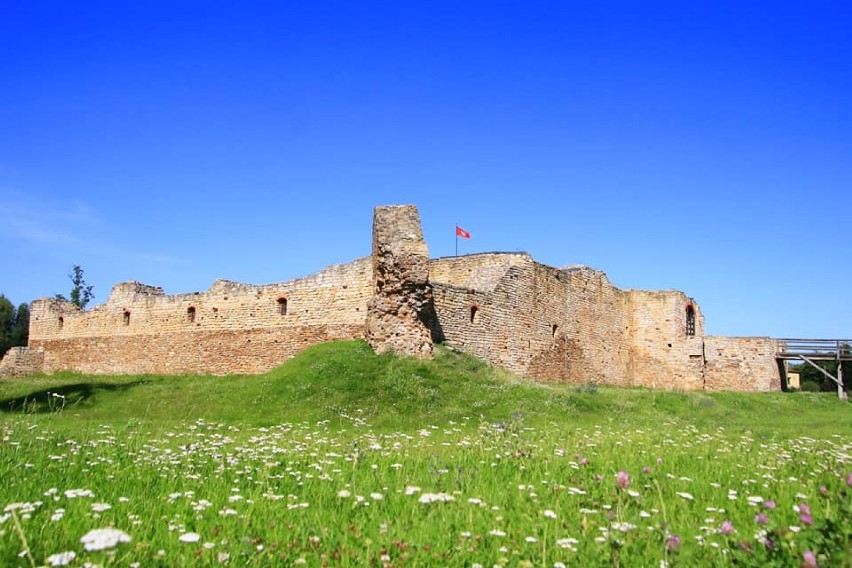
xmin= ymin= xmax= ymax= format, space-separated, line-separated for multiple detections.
xmin=777 ymin=339 xmax=851 ymax=399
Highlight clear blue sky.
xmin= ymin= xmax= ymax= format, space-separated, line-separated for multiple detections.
xmin=1 ymin=1 xmax=849 ymax=338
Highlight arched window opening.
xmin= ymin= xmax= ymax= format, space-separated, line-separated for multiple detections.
xmin=187 ymin=306 xmax=196 ymax=323
xmin=277 ymin=297 xmax=288 ymax=316
xmin=469 ymin=305 xmax=479 ymax=324
xmin=552 ymin=324 xmax=559 ymax=337
xmin=686 ymin=305 xmax=695 ymax=336
xmin=58 ymin=316 xmax=64 ymax=329
xmin=123 ymin=311 xmax=131 ymax=326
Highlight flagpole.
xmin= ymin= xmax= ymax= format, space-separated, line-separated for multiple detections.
xmin=455 ymin=223 xmax=458 ymax=257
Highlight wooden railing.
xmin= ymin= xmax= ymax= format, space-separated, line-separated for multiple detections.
xmin=777 ymin=339 xmax=852 ymax=361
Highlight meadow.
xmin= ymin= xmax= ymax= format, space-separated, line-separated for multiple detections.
xmin=1 ymin=341 xmax=850 ymax=567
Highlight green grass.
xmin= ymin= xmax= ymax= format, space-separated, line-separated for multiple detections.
xmin=1 ymin=340 xmax=848 ymax=436
xmin=1 ymin=340 xmax=850 ymax=566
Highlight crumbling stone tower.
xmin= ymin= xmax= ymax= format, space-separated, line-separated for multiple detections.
xmin=365 ymin=205 xmax=435 ymax=358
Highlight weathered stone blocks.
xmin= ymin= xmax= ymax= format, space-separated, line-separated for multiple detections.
xmin=365 ymin=205 xmax=434 ymax=358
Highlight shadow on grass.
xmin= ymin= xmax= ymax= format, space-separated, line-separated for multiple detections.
xmin=0 ymin=381 xmax=148 ymax=414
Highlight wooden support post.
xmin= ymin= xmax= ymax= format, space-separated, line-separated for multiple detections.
xmin=798 ymin=356 xmax=845 ymax=398
xmin=839 ymin=360 xmax=847 ymax=401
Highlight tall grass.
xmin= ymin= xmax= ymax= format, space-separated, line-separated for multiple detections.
xmin=0 ymin=341 xmax=850 ymax=566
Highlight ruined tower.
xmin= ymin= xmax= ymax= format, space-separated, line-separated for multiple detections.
xmin=365 ymin=205 xmax=435 ymax=358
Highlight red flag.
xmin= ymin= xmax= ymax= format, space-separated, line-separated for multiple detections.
xmin=455 ymin=226 xmax=471 ymax=239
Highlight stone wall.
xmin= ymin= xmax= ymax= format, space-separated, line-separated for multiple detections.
xmin=429 ymin=253 xmax=531 ymax=290
xmin=559 ymin=267 xmax=632 ymax=386
xmin=429 ymin=254 xmax=782 ymax=391
xmin=27 ymin=258 xmax=372 ymax=375
xmin=703 ymin=336 xmax=780 ymax=392
xmin=431 ymin=257 xmax=567 ymax=378
xmin=431 ymin=258 xmax=633 ymax=384
xmin=628 ymin=290 xmax=706 ymax=390
xmin=0 ymin=347 xmax=44 ymax=377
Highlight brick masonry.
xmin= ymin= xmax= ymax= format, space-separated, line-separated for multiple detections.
xmin=1 ymin=205 xmax=781 ymax=391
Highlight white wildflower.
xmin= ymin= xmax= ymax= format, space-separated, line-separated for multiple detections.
xmin=418 ymin=492 xmax=455 ymax=503
xmin=179 ymin=532 xmax=201 ymax=543
xmin=45 ymin=551 xmax=76 ymax=566
xmin=80 ymin=528 xmax=132 ymax=551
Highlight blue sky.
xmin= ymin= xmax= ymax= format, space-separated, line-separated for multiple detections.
xmin=1 ymin=1 xmax=849 ymax=338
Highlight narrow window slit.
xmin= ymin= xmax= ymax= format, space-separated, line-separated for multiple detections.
xmin=686 ymin=305 xmax=696 ymax=336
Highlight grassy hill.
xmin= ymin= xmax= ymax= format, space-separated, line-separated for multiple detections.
xmin=0 ymin=340 xmax=848 ymax=437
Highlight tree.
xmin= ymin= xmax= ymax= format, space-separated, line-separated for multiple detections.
xmin=794 ymin=354 xmax=851 ymax=394
xmin=12 ymin=303 xmax=29 ymax=347
xmin=56 ymin=265 xmax=95 ymax=309
xmin=0 ymin=295 xmax=29 ymax=358
xmin=0 ymin=295 xmax=13 ymax=357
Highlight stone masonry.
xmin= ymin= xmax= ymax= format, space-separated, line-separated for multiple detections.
xmin=365 ymin=205 xmax=434 ymax=358
xmin=1 ymin=204 xmax=782 ymax=392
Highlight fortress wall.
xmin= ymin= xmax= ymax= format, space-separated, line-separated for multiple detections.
xmin=559 ymin=267 xmax=632 ymax=386
xmin=703 ymin=336 xmax=780 ymax=392
xmin=7 ymin=203 xmax=788 ymax=392
xmin=628 ymin=290 xmax=706 ymax=390
xmin=29 ymin=258 xmax=372 ymax=375
xmin=431 ymin=259 xmax=634 ymax=384
xmin=523 ymin=263 xmax=571 ymax=381
xmin=431 ymin=256 xmax=568 ymax=378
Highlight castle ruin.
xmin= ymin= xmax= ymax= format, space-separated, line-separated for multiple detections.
xmin=1 ymin=205 xmax=783 ymax=391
